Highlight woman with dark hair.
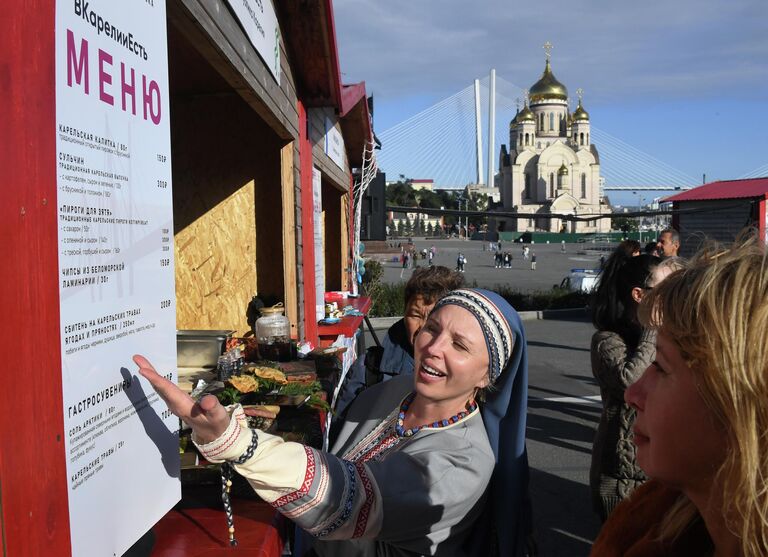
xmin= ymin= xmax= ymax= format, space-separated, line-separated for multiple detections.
xmin=617 ymin=239 xmax=641 ymax=258
xmin=644 ymin=241 xmax=659 ymax=257
xmin=590 ymin=251 xmax=661 ymax=521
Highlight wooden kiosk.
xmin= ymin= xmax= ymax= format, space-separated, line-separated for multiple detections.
xmin=0 ymin=0 xmax=374 ymax=554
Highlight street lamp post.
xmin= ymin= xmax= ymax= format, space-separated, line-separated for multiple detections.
xmin=457 ymin=196 xmax=467 ymax=239
xmin=635 ymin=192 xmax=645 ymax=244
xmin=464 ymin=197 xmax=470 ymax=240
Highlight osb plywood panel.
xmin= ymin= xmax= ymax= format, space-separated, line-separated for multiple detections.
xmin=175 ymin=181 xmax=256 ymax=335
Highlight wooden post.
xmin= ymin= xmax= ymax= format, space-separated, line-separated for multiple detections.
xmin=341 ymin=192 xmax=350 ymax=291
xmin=348 ymin=174 xmax=356 ymax=292
xmin=281 ymin=142 xmax=299 ymax=337
xmin=298 ymin=101 xmax=319 ymax=344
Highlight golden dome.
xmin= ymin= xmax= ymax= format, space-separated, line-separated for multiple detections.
xmin=517 ymin=104 xmax=535 ymax=122
xmin=557 ymin=162 xmax=569 ymax=176
xmin=529 ymin=60 xmax=568 ymax=102
xmin=573 ymin=100 xmax=590 ymax=121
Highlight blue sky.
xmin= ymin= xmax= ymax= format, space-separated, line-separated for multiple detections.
xmin=332 ymin=0 xmax=768 ymax=205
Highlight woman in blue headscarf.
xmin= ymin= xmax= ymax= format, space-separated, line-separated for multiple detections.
xmin=134 ymin=288 xmax=531 ymax=556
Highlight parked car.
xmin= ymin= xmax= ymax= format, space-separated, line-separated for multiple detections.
xmin=558 ymin=268 xmax=600 ymax=292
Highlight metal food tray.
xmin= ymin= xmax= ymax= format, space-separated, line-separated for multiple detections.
xmin=176 ymin=330 xmax=234 ymax=368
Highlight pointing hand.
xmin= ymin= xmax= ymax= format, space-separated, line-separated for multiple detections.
xmin=133 ymin=354 xmax=229 ymax=444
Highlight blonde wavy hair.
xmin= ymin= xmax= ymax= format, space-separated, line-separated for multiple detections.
xmin=638 ymin=236 xmax=768 ymax=555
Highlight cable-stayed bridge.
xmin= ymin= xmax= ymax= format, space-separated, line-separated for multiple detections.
xmin=741 ymin=163 xmax=768 ymax=179
xmin=377 ymin=75 xmax=699 ymax=198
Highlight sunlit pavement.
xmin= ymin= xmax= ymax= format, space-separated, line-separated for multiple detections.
xmin=524 ymin=315 xmax=602 ymax=556
xmin=377 ymin=238 xmax=606 ymax=292
xmin=363 ymin=312 xmax=603 ymax=556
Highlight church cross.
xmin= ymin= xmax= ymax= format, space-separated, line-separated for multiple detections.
xmin=523 ymin=89 xmax=529 ymax=104
xmin=576 ymin=88 xmax=584 ymax=102
xmin=543 ymin=41 xmax=553 ymax=60
xmin=516 ymin=97 xmax=521 ymax=111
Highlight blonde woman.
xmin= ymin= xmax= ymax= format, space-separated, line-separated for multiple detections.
xmin=591 ymin=239 xmax=768 ymax=556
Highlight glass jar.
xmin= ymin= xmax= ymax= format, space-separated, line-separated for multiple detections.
xmin=256 ymin=303 xmax=292 ymax=361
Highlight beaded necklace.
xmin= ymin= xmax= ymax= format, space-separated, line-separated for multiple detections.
xmin=395 ymin=391 xmax=478 ymax=437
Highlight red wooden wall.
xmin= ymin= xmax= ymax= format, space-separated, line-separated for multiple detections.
xmin=0 ymin=0 xmax=73 ymax=555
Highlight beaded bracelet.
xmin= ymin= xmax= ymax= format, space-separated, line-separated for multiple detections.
xmin=220 ymin=429 xmax=259 ymax=547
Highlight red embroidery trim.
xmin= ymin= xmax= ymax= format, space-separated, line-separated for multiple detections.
xmin=353 ymin=462 xmax=375 ymax=538
xmin=204 ymin=421 xmax=243 ymax=458
xmin=271 ymin=447 xmax=317 ymax=508
xmin=359 ymin=434 xmax=399 ymax=463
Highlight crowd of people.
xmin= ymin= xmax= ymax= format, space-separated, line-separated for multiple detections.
xmin=134 ymin=226 xmax=767 ymax=557
xmin=490 ymin=243 xmax=541 ymax=271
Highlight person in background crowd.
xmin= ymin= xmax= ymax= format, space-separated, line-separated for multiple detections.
xmin=592 ymin=238 xmax=768 ymax=557
xmin=456 ymin=253 xmax=467 ymax=273
xmin=494 ymin=250 xmax=503 ymax=269
xmin=617 ymin=239 xmax=642 ymax=257
xmin=656 ymin=228 xmax=680 ymax=258
xmin=333 ymin=266 xmax=464 ymax=427
xmin=589 ymin=251 xmax=662 ymax=521
xmin=530 ymin=252 xmax=537 ymax=271
xmin=134 ymin=289 xmax=533 ymax=556
xmin=644 ymin=241 xmax=659 ymax=257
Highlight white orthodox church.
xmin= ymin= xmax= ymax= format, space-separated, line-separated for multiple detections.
xmin=497 ymin=49 xmax=611 ymax=233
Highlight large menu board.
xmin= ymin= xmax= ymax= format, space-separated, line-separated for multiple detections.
xmin=55 ymin=1 xmax=180 ymax=555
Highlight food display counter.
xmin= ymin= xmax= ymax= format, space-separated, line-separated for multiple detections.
xmin=316 ymin=295 xmax=372 ymax=449
xmin=317 ymin=295 xmax=372 ymax=346
xmin=138 ymin=339 xmax=341 ymax=556
xmin=137 ymin=296 xmax=372 ymax=555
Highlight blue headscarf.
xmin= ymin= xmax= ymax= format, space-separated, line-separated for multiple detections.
xmin=434 ymin=289 xmax=531 ymax=557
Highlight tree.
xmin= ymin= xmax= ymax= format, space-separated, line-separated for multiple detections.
xmin=426 ymin=222 xmax=434 ymax=236
xmin=434 ymin=190 xmax=461 ymax=227
xmin=611 ymin=216 xmax=638 ymax=233
xmin=417 ymin=189 xmax=443 ymax=209
xmin=386 ymin=178 xmax=417 ymax=207
xmin=467 ymin=192 xmax=489 ymax=229
xmin=417 ymin=218 xmax=426 ymax=236
xmin=403 ymin=217 xmax=413 ymax=236
xmin=396 ymin=219 xmax=405 ymax=236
